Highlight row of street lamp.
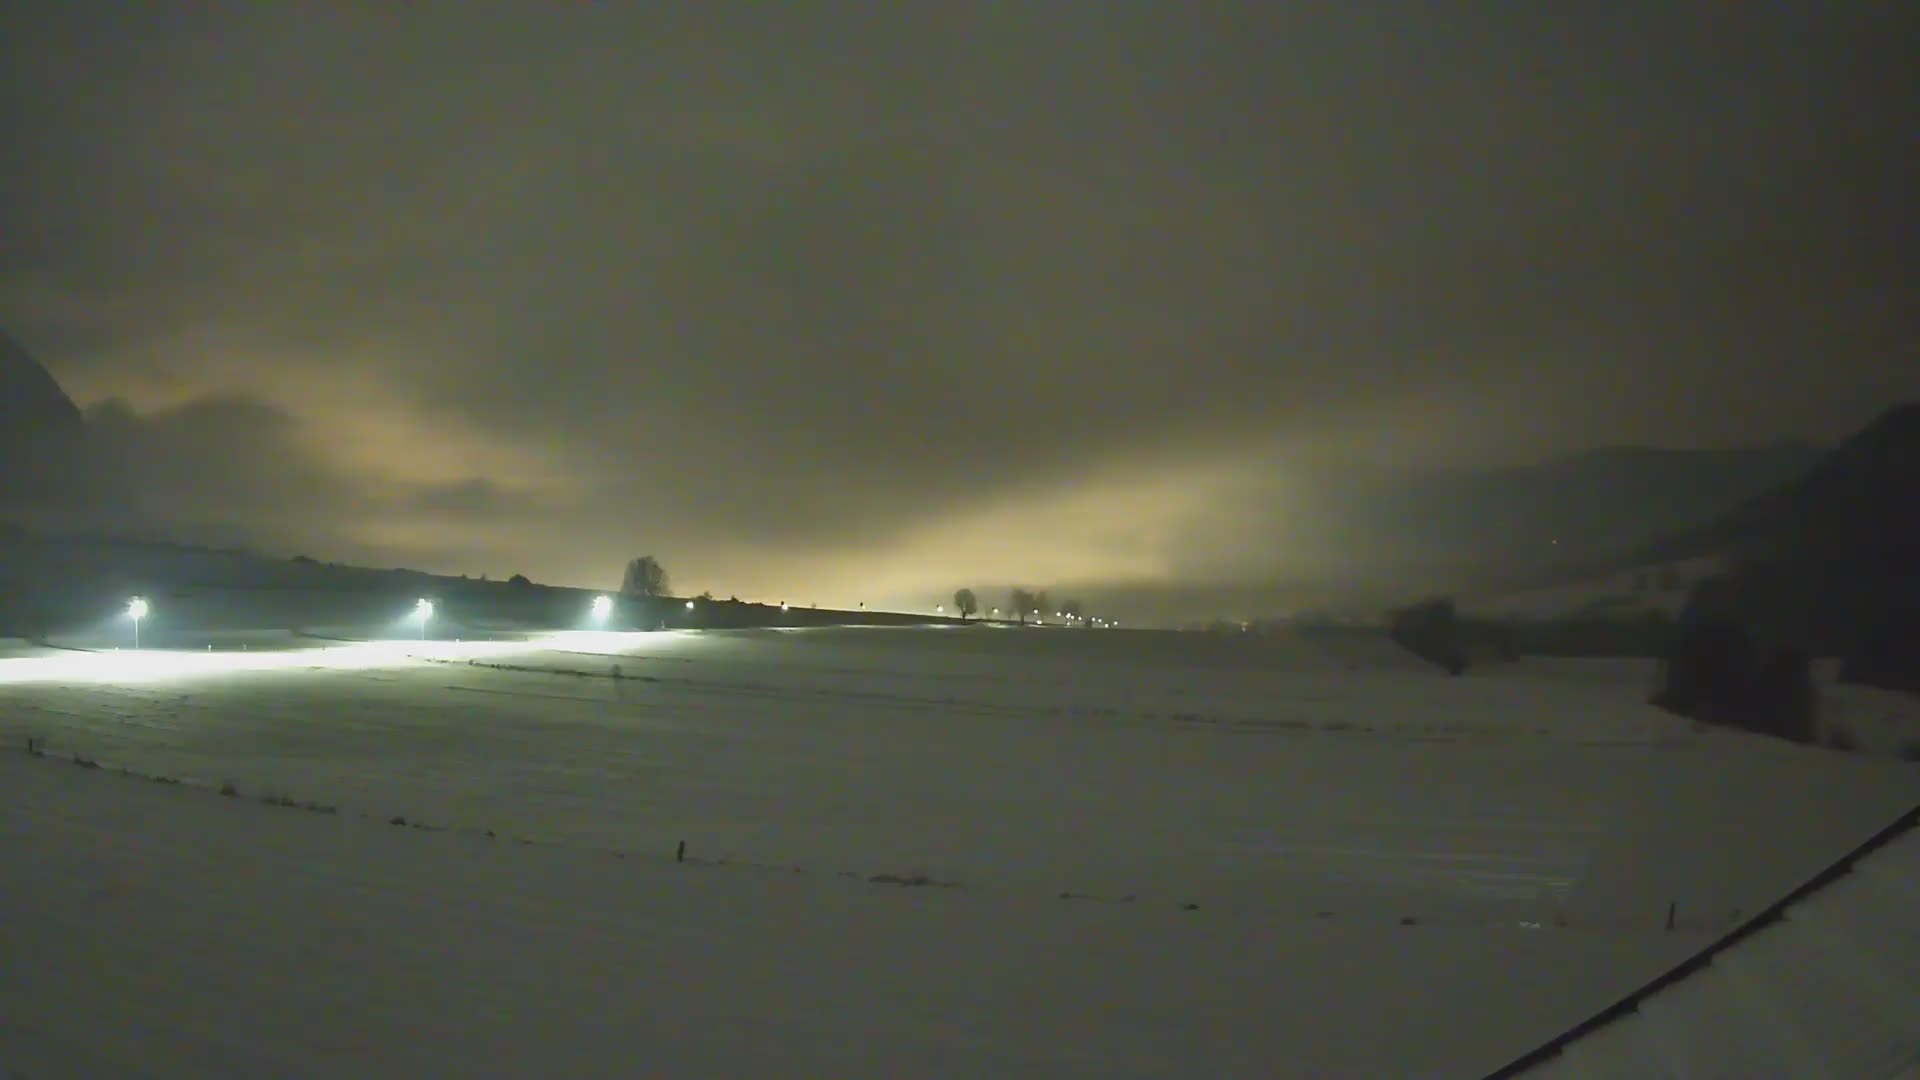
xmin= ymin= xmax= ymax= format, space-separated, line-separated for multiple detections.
xmin=119 ymin=594 xmax=602 ymax=649
xmin=948 ymin=604 xmax=1116 ymax=628
xmin=114 ymin=592 xmax=1028 ymax=650
xmin=115 ymin=592 xmax=788 ymax=649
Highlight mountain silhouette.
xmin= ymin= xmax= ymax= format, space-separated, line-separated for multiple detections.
xmin=1651 ymin=402 xmax=1920 ymax=685
xmin=0 ymin=328 xmax=92 ymax=507
xmin=1713 ymin=402 xmax=1920 ymax=556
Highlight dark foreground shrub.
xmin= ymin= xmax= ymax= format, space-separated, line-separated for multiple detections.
xmin=1389 ymin=597 xmax=1468 ymax=675
xmin=1839 ymin=613 xmax=1920 ymax=693
xmin=1652 ymin=587 xmax=1816 ymax=744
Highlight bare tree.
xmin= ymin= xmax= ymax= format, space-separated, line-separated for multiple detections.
xmin=1061 ymin=598 xmax=1085 ymax=625
xmin=1009 ymin=588 xmax=1035 ymax=625
xmin=953 ymin=588 xmax=978 ymax=620
xmin=622 ymin=556 xmax=670 ymax=598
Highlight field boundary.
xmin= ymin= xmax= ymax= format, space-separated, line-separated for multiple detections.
xmin=1483 ymin=801 xmax=1920 ymax=1077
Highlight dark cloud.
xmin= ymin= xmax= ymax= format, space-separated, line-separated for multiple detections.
xmin=78 ymin=393 xmax=535 ymax=572
xmin=84 ymin=394 xmax=357 ymax=524
xmin=401 ymin=478 xmax=534 ymax=523
xmin=4 ymin=4 xmax=1916 ymax=606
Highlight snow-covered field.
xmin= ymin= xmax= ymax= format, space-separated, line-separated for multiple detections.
xmin=4 ymin=625 xmax=1916 ymax=1077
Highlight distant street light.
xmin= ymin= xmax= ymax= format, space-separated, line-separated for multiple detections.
xmin=127 ymin=596 xmax=148 ymax=649
xmin=414 ymin=598 xmax=433 ymax=639
xmin=936 ymin=604 xmax=944 ymax=613
xmin=685 ymin=599 xmax=695 ymax=610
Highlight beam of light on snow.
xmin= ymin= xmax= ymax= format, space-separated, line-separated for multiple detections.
xmin=0 ymin=631 xmax=684 ymax=687
xmin=537 ymin=629 xmax=683 ymax=654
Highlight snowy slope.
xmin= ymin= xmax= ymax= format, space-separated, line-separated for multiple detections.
xmin=1462 ymin=557 xmax=1725 ymax=622
xmin=4 ymin=626 xmax=1917 ymax=1075
xmin=0 ymin=751 xmax=1697 ymax=1078
xmin=1502 ymin=809 xmax=1920 ymax=1078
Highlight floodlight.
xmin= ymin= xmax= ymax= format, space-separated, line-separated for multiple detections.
xmin=591 ymin=595 xmax=612 ymax=619
xmin=415 ymin=598 xmax=434 ymax=618
xmin=685 ymin=600 xmax=695 ymax=610
xmin=127 ymin=596 xmax=148 ymax=649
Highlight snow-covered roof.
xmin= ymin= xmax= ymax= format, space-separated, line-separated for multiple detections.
xmin=1492 ymin=805 xmax=1920 ymax=1079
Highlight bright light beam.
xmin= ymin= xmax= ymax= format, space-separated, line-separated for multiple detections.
xmin=0 ymin=630 xmax=697 ymax=687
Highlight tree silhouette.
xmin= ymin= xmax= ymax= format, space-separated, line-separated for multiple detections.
xmin=953 ymin=588 xmax=978 ymax=620
xmin=1009 ymin=588 xmax=1035 ymax=625
xmin=622 ymin=556 xmax=670 ymax=598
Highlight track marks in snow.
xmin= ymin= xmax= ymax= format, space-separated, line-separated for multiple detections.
xmin=3 ymin=749 xmax=1718 ymax=934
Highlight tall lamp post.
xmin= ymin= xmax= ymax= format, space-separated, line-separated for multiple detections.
xmin=414 ymin=598 xmax=433 ymax=640
xmin=127 ymin=596 xmax=149 ymax=650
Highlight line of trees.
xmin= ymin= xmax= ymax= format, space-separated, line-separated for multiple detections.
xmin=614 ymin=560 xmax=1111 ymax=630
xmin=1006 ymin=588 xmax=1053 ymax=624
xmin=993 ymin=588 xmax=1094 ymax=625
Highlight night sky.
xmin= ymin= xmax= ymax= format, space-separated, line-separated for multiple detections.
xmin=3 ymin=5 xmax=1916 ymax=610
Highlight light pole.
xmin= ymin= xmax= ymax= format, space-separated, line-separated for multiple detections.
xmin=127 ymin=596 xmax=148 ymax=649
xmin=414 ymin=598 xmax=433 ymax=640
